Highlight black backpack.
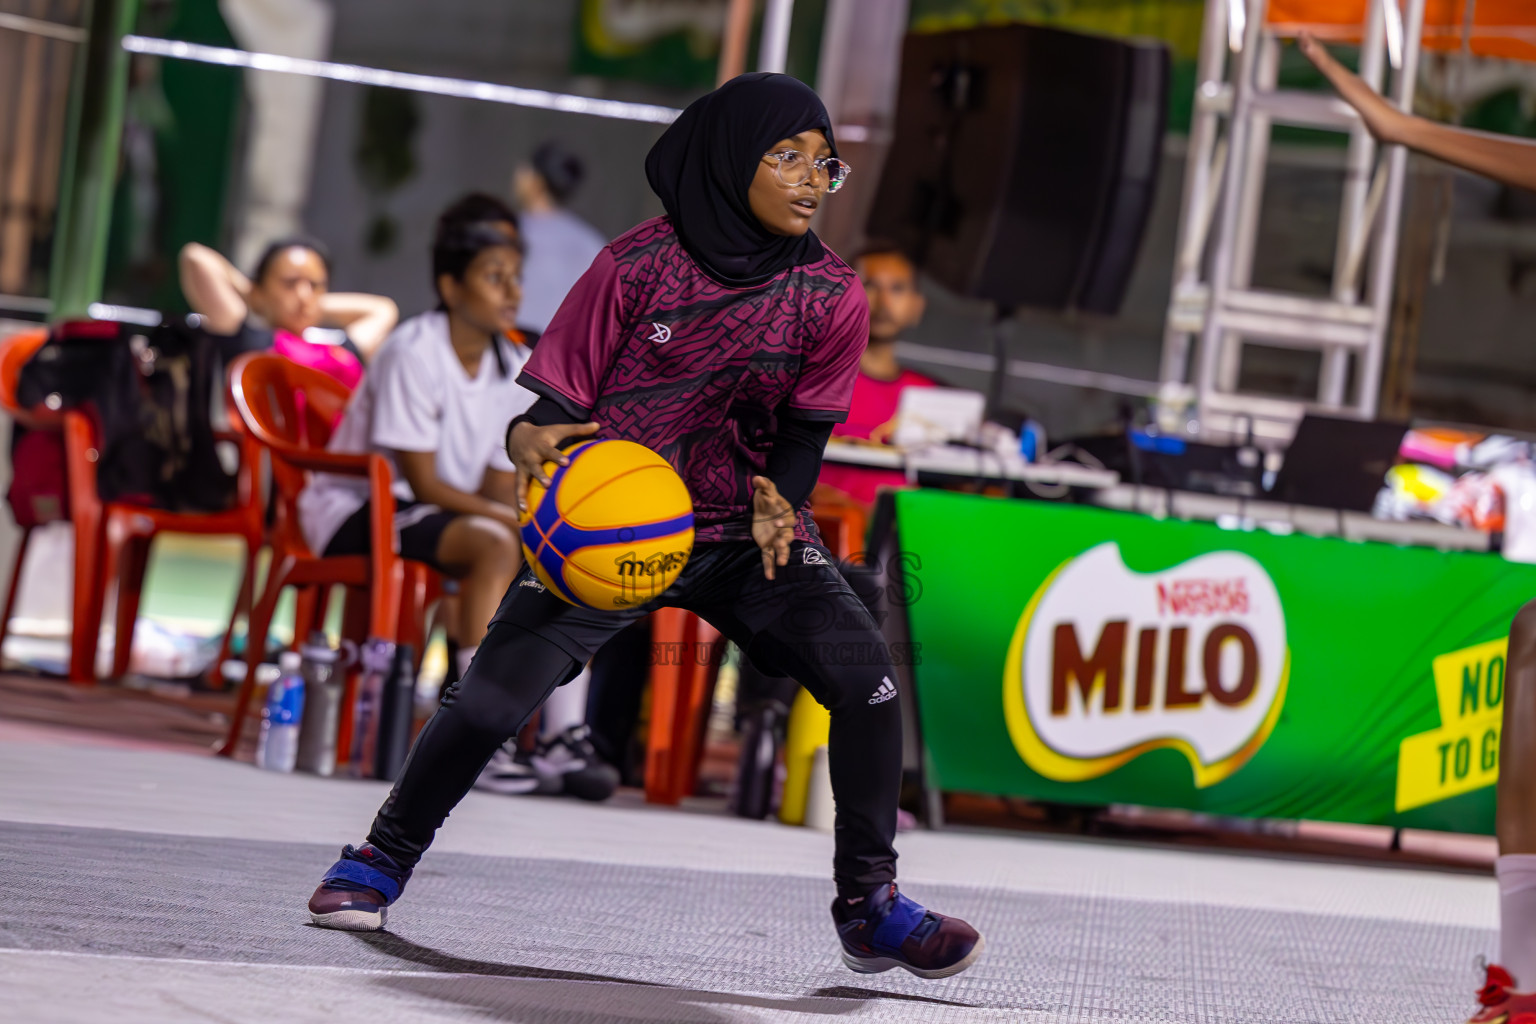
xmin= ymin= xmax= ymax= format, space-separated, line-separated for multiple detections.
xmin=17 ymin=317 xmax=236 ymax=513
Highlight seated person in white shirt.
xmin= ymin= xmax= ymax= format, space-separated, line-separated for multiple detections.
xmin=298 ymin=194 xmax=536 ymax=677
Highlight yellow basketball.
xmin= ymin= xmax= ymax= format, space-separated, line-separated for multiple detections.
xmin=519 ymin=439 xmax=695 ymax=610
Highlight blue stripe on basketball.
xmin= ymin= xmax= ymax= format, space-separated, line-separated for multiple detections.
xmin=522 ymin=442 xmax=591 ymax=556
xmin=522 ymin=445 xmax=592 ymax=605
xmin=547 ymin=514 xmax=694 ymax=551
xmin=536 ymin=542 xmax=583 ymax=605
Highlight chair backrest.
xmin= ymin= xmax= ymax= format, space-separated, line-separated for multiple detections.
xmin=229 ymin=352 xmax=355 ymax=552
xmin=0 ymin=329 xmax=55 ymax=427
xmin=230 ymin=352 xmax=352 ymax=452
xmin=811 ymin=500 xmax=869 ymax=562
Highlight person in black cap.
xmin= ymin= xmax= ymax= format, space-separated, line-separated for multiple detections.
xmin=511 ymin=141 xmax=609 ymax=337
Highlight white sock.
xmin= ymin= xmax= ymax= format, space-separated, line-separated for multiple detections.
xmin=456 ymin=645 xmax=477 ymax=680
xmin=540 ymin=664 xmax=591 ymax=740
xmin=1499 ymin=854 xmax=1536 ymax=988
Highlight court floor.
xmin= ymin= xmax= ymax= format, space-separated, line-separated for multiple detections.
xmin=0 ymin=726 xmax=1495 ymax=1023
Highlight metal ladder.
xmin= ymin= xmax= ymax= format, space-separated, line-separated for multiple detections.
xmin=1160 ymin=0 xmax=1427 ymax=445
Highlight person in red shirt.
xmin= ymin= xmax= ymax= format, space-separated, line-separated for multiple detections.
xmin=817 ymin=243 xmax=936 ymax=508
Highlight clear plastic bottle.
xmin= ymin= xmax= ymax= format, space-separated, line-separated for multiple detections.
xmin=256 ymin=651 xmax=306 ymax=773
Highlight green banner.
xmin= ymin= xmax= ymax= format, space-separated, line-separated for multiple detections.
xmin=570 ymin=0 xmax=727 ymax=90
xmin=898 ymin=490 xmax=1529 ymax=835
xmin=569 ymin=0 xmax=827 ymax=91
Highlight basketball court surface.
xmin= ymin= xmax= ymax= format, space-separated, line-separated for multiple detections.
xmin=0 ymin=724 xmax=1494 ymax=1023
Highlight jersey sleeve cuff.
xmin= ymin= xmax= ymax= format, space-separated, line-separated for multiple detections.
xmin=782 ymin=405 xmax=849 ymax=424
xmin=518 ymin=372 xmax=593 ymax=421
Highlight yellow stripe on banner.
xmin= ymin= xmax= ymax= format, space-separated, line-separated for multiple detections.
xmin=1395 ymin=714 xmax=1500 ymax=813
xmin=1431 ymin=638 xmax=1506 ymax=728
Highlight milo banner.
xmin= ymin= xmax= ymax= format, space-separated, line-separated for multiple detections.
xmin=896 ymin=491 xmax=1529 ymax=834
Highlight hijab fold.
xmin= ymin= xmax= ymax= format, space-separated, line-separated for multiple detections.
xmin=645 ymin=73 xmax=837 ymax=288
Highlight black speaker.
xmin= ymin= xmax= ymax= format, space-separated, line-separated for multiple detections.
xmin=867 ymin=24 xmax=1169 ymax=315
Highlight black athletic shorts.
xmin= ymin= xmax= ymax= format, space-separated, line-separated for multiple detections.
xmin=323 ymin=500 xmax=457 ymax=570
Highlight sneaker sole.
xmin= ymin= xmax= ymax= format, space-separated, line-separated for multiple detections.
xmin=310 ymin=906 xmax=387 ymax=931
xmin=841 ymin=934 xmax=986 ymax=980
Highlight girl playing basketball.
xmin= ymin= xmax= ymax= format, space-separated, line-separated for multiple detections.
xmin=306 ymin=72 xmax=984 ymax=980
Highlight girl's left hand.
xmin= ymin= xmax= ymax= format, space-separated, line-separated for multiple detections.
xmin=751 ymin=475 xmax=794 ymax=580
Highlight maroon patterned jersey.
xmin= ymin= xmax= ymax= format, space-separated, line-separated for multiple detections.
xmin=519 ymin=217 xmax=868 ymax=544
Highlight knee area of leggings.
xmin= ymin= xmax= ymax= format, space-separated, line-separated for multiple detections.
xmin=813 ymin=663 xmax=902 ymax=716
xmin=445 ymin=624 xmax=577 ymax=720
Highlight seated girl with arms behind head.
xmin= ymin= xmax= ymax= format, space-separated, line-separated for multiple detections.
xmin=179 ymin=236 xmax=398 ymax=389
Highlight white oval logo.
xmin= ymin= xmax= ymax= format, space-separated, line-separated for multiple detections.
xmin=1004 ymin=542 xmax=1289 ymax=788
xmin=648 ymin=322 xmax=671 ymax=344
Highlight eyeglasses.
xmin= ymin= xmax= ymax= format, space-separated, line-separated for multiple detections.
xmin=762 ymin=150 xmax=851 ymax=194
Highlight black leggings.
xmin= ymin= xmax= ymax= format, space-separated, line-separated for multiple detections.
xmin=366 ymin=541 xmax=904 ymax=898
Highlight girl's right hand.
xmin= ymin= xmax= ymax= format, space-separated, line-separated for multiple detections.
xmin=507 ymin=420 xmax=601 ymax=513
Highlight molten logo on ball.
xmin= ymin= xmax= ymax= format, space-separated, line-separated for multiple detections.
xmin=1003 ymin=542 xmax=1289 ymax=788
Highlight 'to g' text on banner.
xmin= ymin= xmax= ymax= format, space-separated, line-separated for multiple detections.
xmin=1396 ymin=638 xmax=1504 ymax=813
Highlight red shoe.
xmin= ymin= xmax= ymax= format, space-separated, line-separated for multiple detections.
xmin=1470 ymin=964 xmax=1536 ymax=1024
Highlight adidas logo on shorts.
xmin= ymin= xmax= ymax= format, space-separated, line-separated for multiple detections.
xmin=868 ymin=677 xmax=898 ymax=705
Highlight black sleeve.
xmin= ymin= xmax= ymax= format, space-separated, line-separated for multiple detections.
xmin=765 ymin=415 xmax=834 ymax=510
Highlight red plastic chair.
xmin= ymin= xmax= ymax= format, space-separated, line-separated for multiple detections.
xmin=217 ymin=353 xmax=438 ymax=761
xmin=641 ymin=499 xmax=869 ymax=805
xmin=0 ymin=329 xmax=58 ymax=663
xmin=88 ymin=422 xmax=265 ymax=684
xmin=0 ymin=324 xmax=265 ymax=684
xmin=643 ymin=607 xmax=725 ymax=804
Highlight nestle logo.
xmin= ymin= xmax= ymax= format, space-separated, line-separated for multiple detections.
xmin=1156 ymin=578 xmax=1249 ymax=617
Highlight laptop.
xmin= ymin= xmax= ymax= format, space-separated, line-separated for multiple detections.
xmin=1268 ymin=414 xmax=1408 ymax=512
xmin=893 ymin=386 xmax=986 ymax=450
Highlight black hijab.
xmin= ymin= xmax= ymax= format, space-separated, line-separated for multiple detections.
xmin=645 ymin=72 xmax=837 ymax=288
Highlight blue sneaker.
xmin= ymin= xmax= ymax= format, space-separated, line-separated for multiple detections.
xmin=832 ymin=883 xmax=985 ymax=979
xmin=307 ymin=844 xmax=411 ymax=931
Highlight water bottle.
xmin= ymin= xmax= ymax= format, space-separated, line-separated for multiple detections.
xmin=1019 ymin=419 xmax=1046 ymax=463
xmin=374 ymin=644 xmax=416 ymax=783
xmin=256 ymin=651 xmax=306 ymax=773
xmin=295 ymin=632 xmax=349 ymax=777
xmin=347 ymin=637 xmax=396 ymax=779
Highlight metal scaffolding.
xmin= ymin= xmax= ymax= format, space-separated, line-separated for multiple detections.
xmin=1160 ymin=0 xmax=1427 ymax=445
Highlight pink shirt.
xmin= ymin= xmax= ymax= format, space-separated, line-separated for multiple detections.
xmin=272 ymin=328 xmax=364 ymax=393
xmin=519 ymin=217 xmax=868 ymax=543
xmin=819 ymin=367 xmax=935 ymax=506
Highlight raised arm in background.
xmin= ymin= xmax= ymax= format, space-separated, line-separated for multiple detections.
xmin=1301 ymin=32 xmax=1536 ymax=193
xmin=178 ymin=242 xmax=251 ymax=336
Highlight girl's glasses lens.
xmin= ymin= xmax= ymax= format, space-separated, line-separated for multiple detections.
xmin=770 ymin=152 xmax=851 ymax=193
